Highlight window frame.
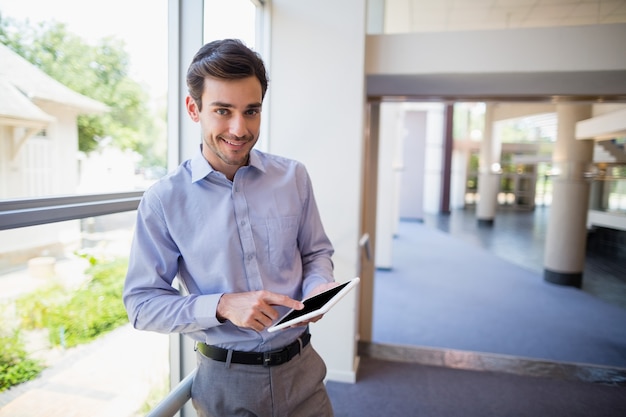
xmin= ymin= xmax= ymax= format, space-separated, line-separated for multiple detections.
xmin=0 ymin=191 xmax=143 ymax=230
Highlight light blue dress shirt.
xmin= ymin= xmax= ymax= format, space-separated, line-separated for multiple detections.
xmin=123 ymin=147 xmax=335 ymax=352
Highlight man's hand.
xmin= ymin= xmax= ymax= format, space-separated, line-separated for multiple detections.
xmin=216 ymin=291 xmax=304 ymax=332
xmin=291 ymin=281 xmax=341 ymax=327
xmin=305 ymin=281 xmax=340 ymax=299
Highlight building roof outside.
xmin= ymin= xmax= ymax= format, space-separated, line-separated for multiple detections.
xmin=0 ymin=43 xmax=108 ymax=124
xmin=0 ymin=76 xmax=56 ymax=127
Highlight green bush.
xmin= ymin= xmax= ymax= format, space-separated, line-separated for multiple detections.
xmin=16 ymin=257 xmax=130 ymax=348
xmin=0 ymin=331 xmax=44 ymax=392
xmin=0 ymin=257 xmax=130 ymax=391
xmin=15 ymin=283 xmax=70 ymax=329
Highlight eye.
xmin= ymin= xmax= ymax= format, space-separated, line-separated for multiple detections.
xmin=215 ymin=108 xmax=229 ymax=116
xmin=245 ymin=108 xmax=261 ymax=116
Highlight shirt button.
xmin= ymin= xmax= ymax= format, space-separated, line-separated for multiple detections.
xmin=248 ymin=254 xmax=254 ymax=260
xmin=240 ymin=220 xmax=246 ymax=226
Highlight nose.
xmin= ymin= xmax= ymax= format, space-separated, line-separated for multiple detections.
xmin=229 ymin=113 xmax=248 ymax=138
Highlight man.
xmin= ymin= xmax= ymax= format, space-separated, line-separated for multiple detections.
xmin=123 ymin=39 xmax=336 ymax=417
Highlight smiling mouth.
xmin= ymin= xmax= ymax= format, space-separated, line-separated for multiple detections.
xmin=221 ymin=137 xmax=247 ymax=149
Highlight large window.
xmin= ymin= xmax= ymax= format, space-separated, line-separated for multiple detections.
xmin=0 ymin=0 xmax=168 ymax=200
xmin=0 ymin=1 xmax=169 ymax=415
xmin=204 ymin=0 xmax=257 ymax=47
xmin=591 ymin=162 xmax=626 ymax=214
xmin=0 ymin=213 xmax=169 ymax=415
xmin=1 ymin=1 xmax=264 ymax=415
xmin=203 ymin=0 xmax=267 ymax=151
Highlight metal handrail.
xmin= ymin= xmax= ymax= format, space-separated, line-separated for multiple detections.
xmin=0 ymin=191 xmax=143 ymax=230
xmin=146 ymin=369 xmax=196 ymax=417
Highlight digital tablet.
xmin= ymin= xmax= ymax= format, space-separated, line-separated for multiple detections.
xmin=267 ymin=277 xmax=360 ymax=333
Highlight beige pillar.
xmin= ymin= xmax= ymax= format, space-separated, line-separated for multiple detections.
xmin=544 ymin=104 xmax=593 ymax=287
xmin=476 ymin=103 xmax=501 ymax=225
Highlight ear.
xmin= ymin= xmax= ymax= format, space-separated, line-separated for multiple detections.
xmin=185 ymin=96 xmax=200 ymax=122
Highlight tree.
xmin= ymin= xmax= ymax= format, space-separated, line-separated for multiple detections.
xmin=0 ymin=13 xmax=165 ymax=167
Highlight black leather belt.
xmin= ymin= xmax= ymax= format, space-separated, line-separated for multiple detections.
xmin=197 ymin=331 xmax=311 ymax=367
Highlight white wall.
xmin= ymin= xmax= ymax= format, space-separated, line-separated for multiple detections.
xmin=365 ymin=23 xmax=626 ymax=75
xmin=267 ymin=0 xmax=366 ymax=383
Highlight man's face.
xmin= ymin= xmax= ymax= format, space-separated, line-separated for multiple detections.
xmin=186 ymin=76 xmax=262 ymax=180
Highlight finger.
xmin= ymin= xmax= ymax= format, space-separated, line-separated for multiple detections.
xmin=243 ymin=310 xmax=273 ymax=331
xmin=256 ymin=308 xmax=277 ymax=327
xmin=248 ymin=298 xmax=280 ymax=324
xmin=262 ymin=292 xmax=304 ymax=310
xmin=251 ymin=320 xmax=265 ymax=332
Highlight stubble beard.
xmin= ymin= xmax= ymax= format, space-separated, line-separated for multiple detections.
xmin=205 ymin=134 xmax=256 ymax=169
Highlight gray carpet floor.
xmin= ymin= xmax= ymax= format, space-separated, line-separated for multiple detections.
xmin=327 ymin=357 xmax=626 ymax=417
xmin=326 ymin=218 xmax=626 ymax=416
xmin=372 ymin=220 xmax=626 ymax=368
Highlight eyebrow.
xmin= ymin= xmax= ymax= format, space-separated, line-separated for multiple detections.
xmin=208 ymin=101 xmax=262 ymax=109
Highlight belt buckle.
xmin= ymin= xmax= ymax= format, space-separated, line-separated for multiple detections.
xmin=263 ymin=348 xmax=286 ymax=367
xmin=263 ymin=351 xmax=272 ymax=367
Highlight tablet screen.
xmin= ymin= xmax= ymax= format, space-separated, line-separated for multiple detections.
xmin=274 ymin=281 xmax=350 ymax=326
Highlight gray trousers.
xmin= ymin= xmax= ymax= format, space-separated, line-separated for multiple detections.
xmin=191 ymin=343 xmax=334 ymax=417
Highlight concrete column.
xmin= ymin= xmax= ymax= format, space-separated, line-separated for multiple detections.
xmin=375 ymin=103 xmax=402 ymax=269
xmin=476 ymin=103 xmax=501 ymax=225
xmin=423 ymin=106 xmax=445 ymax=214
xmin=398 ymin=110 xmax=427 ymax=221
xmin=544 ymin=104 xmax=593 ymax=287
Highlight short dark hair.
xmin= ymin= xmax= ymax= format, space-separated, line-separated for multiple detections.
xmin=186 ymin=39 xmax=269 ymax=111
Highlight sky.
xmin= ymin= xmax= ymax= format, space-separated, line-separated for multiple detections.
xmin=0 ymin=0 xmax=169 ymax=97
xmin=0 ymin=0 xmax=257 ymax=97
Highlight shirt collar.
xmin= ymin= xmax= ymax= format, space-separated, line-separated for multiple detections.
xmin=191 ymin=146 xmax=266 ymax=183
xmin=191 ymin=146 xmax=213 ymax=183
xmin=248 ymin=149 xmax=266 ymax=174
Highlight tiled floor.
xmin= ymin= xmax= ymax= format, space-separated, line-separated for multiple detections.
xmin=421 ymin=206 xmax=626 ymax=310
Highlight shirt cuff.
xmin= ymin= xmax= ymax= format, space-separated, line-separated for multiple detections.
xmin=192 ymin=293 xmax=225 ymax=328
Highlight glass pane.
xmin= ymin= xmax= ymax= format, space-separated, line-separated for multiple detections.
xmin=0 ymin=0 xmax=168 ymax=199
xmin=202 ymin=0 xmax=263 ymax=149
xmin=0 ymin=212 xmax=170 ymax=416
xmin=590 ymin=163 xmax=626 ymax=214
xmin=453 ymin=102 xmax=485 ymax=142
xmin=204 ymin=0 xmax=257 ymax=47
xmin=0 ymin=0 xmax=170 ymax=414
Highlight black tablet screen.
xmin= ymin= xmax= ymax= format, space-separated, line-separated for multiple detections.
xmin=275 ymin=281 xmax=350 ymax=325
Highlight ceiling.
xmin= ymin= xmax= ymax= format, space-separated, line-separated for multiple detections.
xmin=369 ymin=1 xmax=626 ymax=103
xmin=384 ymin=0 xmax=626 ymax=33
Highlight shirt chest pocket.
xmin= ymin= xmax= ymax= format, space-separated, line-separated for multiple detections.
xmin=252 ymin=216 xmax=299 ymax=268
